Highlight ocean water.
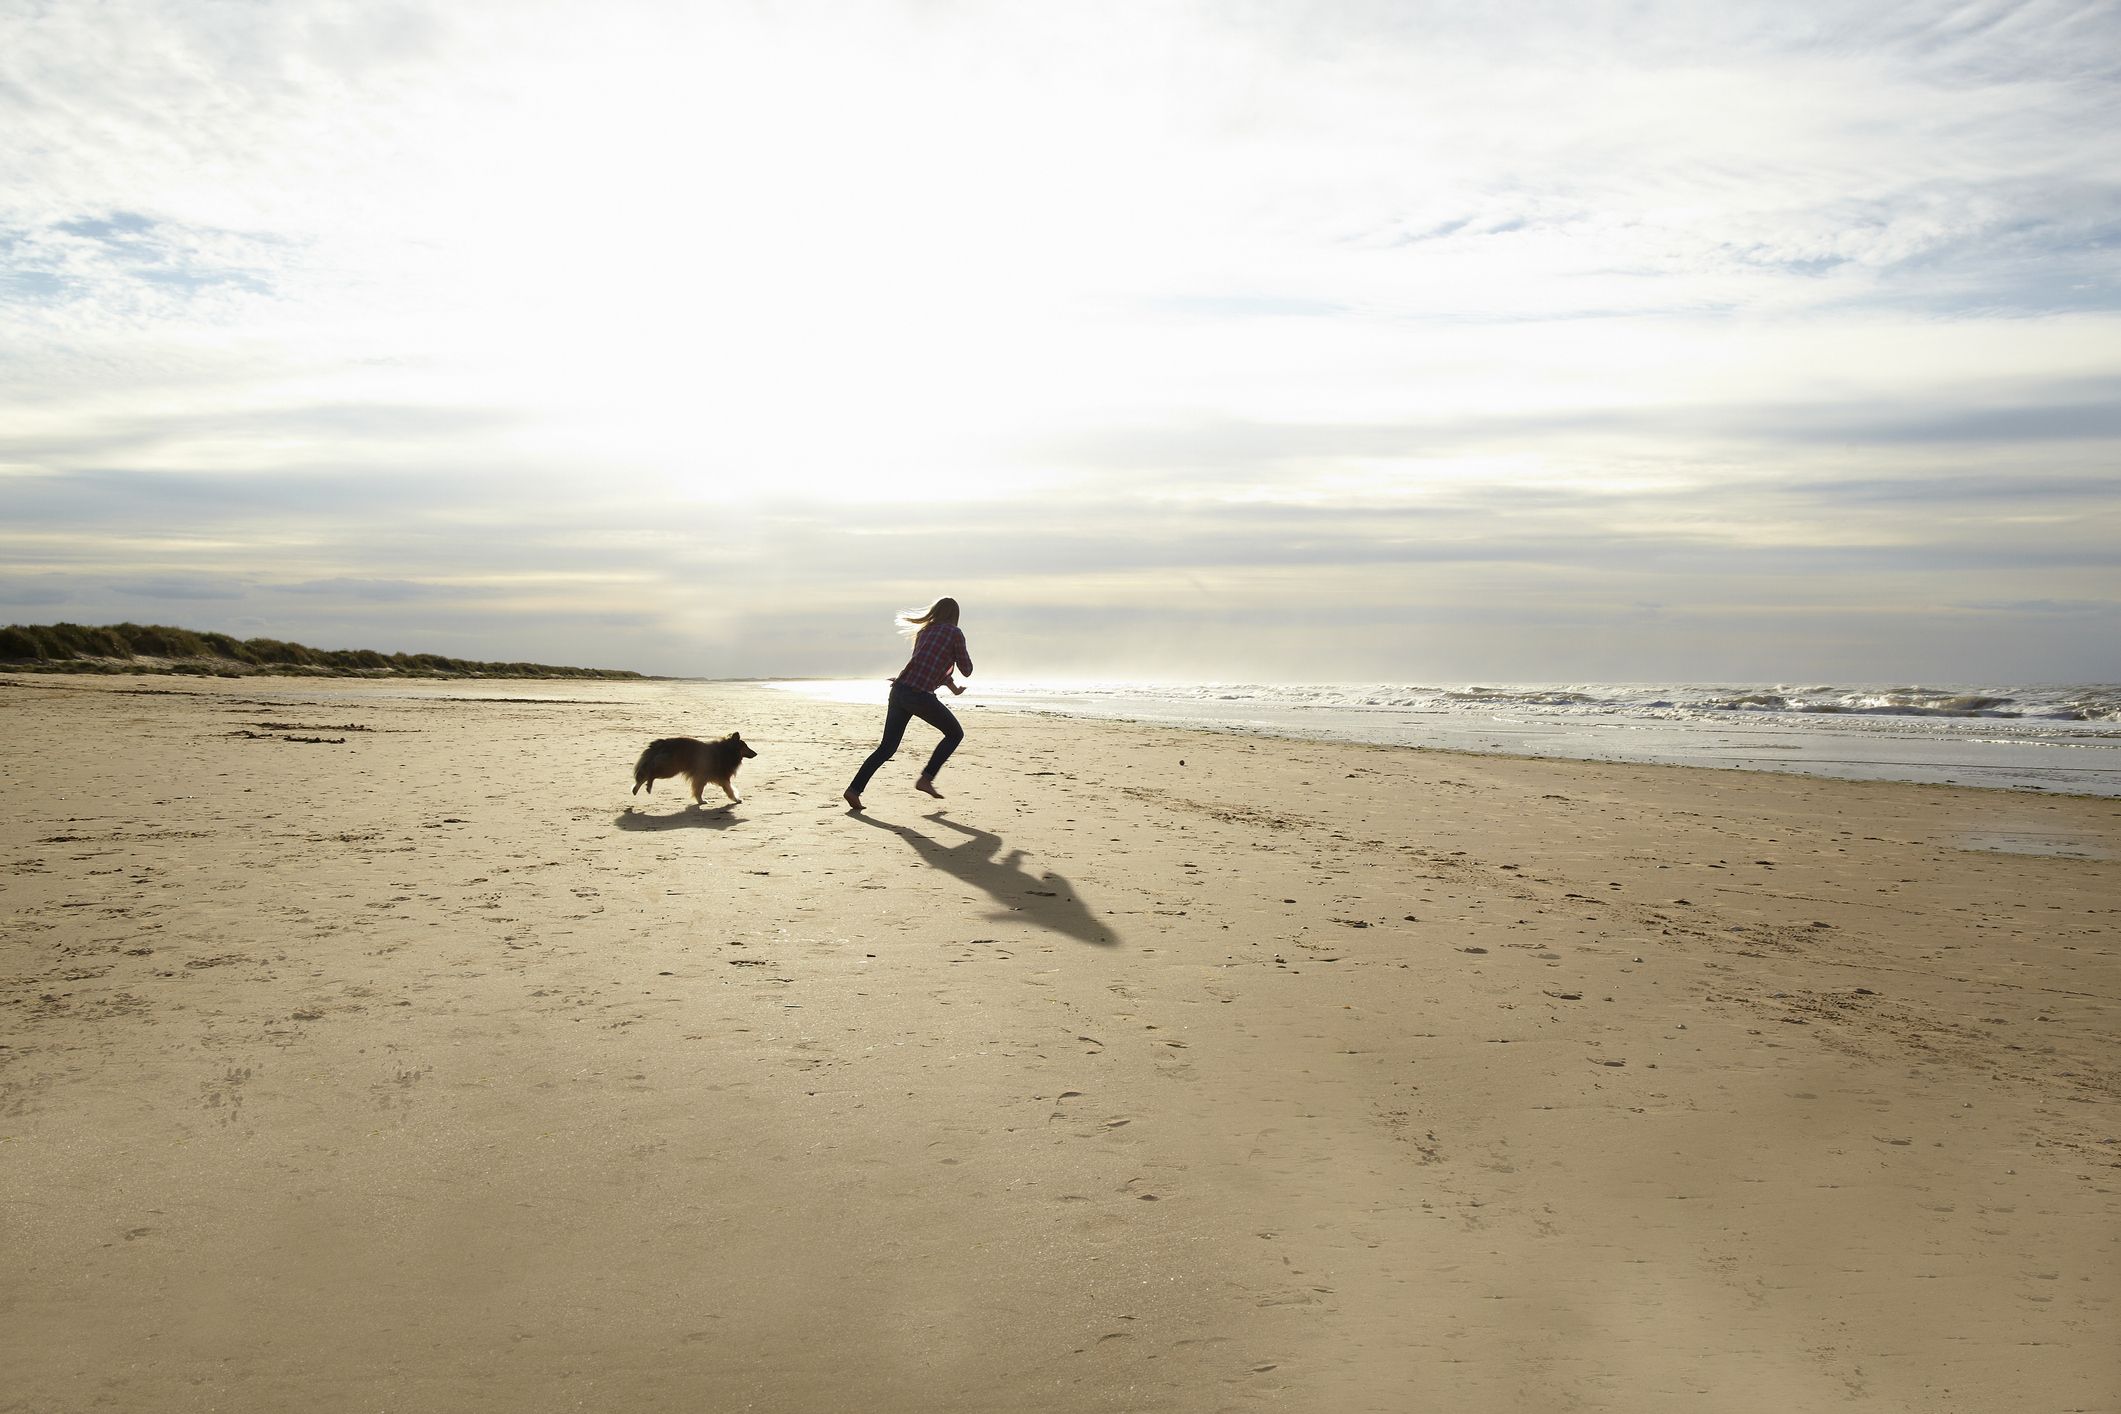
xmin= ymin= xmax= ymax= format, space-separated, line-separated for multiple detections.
xmin=776 ymin=679 xmax=2121 ymax=797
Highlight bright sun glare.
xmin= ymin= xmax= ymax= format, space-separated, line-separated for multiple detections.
xmin=322 ymin=10 xmax=1176 ymax=503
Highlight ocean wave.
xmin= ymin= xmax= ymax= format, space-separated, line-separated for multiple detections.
xmin=1370 ymin=684 xmax=2100 ymax=721
xmin=1446 ymin=688 xmax=1602 ymax=707
xmin=1700 ymin=693 xmax=1792 ymax=712
xmin=1694 ymin=687 xmax=2118 ymax=721
xmin=787 ymin=677 xmax=2121 ymax=793
xmin=976 ymin=679 xmax=2121 ymax=723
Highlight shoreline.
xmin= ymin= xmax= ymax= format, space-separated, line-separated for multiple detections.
xmin=4 ymin=674 xmax=2116 ymax=1411
xmin=767 ymin=678 xmax=2121 ymax=800
xmin=1007 ymin=706 xmax=2121 ymax=808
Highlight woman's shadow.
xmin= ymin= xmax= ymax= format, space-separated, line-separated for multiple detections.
xmin=852 ymin=812 xmax=1118 ymax=946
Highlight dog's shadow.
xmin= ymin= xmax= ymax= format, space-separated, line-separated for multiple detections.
xmin=614 ymin=804 xmax=745 ymax=832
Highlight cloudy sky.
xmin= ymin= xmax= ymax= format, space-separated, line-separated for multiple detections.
xmin=3 ymin=0 xmax=2117 ymax=681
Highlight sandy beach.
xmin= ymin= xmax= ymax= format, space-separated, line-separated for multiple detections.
xmin=2 ymin=672 xmax=2115 ymax=1413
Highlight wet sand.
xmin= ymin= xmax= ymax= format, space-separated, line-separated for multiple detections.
xmin=3 ymin=673 xmax=2116 ymax=1412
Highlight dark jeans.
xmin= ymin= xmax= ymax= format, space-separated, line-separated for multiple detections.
xmin=849 ymin=682 xmax=964 ymax=793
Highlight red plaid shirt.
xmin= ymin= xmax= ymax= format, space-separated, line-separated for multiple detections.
xmin=895 ymin=623 xmax=972 ymax=693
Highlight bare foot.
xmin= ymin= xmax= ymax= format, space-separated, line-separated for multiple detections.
xmin=842 ymin=789 xmax=864 ymax=811
xmin=915 ymin=777 xmax=944 ymax=798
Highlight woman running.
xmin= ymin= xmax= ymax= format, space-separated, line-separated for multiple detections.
xmin=843 ymin=596 xmax=973 ymax=811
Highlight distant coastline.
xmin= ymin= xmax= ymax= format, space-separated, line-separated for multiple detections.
xmin=0 ymin=621 xmax=650 ymax=681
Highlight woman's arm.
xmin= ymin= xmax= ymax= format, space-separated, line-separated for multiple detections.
xmin=954 ymin=627 xmax=973 ymax=677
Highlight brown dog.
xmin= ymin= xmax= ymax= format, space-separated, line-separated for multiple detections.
xmin=631 ymin=733 xmax=757 ymax=804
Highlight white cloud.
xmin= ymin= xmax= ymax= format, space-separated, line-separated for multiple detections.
xmin=2 ymin=0 xmax=2117 ymax=677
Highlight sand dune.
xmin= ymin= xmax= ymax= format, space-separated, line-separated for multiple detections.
xmin=2 ymin=674 xmax=2115 ymax=1412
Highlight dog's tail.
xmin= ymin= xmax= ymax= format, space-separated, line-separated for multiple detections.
xmin=633 ymin=738 xmax=676 ymax=795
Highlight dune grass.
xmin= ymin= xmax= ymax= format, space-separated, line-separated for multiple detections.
xmin=0 ymin=622 xmax=646 ymax=680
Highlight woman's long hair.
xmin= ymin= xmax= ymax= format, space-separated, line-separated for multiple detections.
xmin=896 ymin=596 xmax=960 ymax=634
